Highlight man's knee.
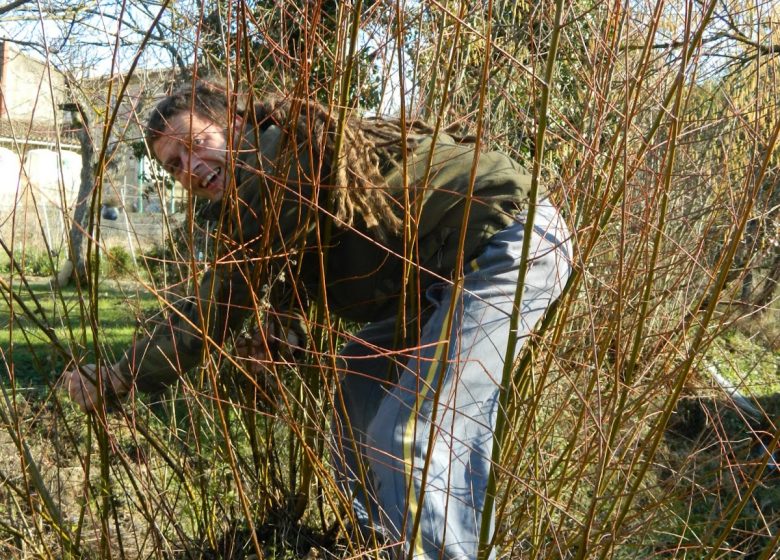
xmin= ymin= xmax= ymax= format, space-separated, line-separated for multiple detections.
xmin=365 ymin=394 xmax=411 ymax=472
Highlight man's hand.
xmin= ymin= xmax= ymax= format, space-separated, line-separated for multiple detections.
xmin=61 ymin=363 xmax=129 ymax=413
xmin=233 ymin=318 xmax=305 ymax=373
xmin=234 ymin=328 xmax=272 ymax=377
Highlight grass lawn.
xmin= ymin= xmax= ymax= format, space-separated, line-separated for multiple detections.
xmin=1 ymin=274 xmax=779 ymax=559
xmin=0 ymin=277 xmax=159 ymax=387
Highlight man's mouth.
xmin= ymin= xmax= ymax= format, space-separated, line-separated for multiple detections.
xmin=201 ymin=168 xmax=221 ymax=190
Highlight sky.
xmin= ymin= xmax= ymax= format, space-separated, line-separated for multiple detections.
xmin=0 ymin=0 xmax=419 ymax=117
xmin=0 ymin=0 xmax=183 ymax=78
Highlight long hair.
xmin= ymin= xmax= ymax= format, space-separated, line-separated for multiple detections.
xmin=249 ymin=98 xmax=476 ymax=240
xmin=146 ymin=80 xmax=470 ymax=240
xmin=249 ymin=95 xmax=413 ymax=240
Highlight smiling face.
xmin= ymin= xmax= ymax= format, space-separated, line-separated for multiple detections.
xmin=152 ymin=111 xmax=236 ymax=202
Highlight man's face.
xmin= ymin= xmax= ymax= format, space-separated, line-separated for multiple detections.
xmin=152 ymin=111 xmax=234 ymax=202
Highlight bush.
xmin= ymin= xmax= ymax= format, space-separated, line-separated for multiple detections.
xmin=28 ymin=251 xmax=56 ymax=276
xmin=0 ymin=249 xmax=56 ymax=277
xmin=105 ymin=245 xmax=133 ymax=278
xmin=140 ymin=243 xmax=172 ymax=283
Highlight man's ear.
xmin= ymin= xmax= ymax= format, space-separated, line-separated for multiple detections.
xmin=232 ymin=114 xmax=244 ymax=145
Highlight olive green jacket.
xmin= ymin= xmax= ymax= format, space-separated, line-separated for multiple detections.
xmin=115 ymin=117 xmax=536 ymax=392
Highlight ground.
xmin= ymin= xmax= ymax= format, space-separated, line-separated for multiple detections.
xmin=1 ymin=278 xmax=779 ymax=558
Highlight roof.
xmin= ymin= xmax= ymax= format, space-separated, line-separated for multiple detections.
xmin=0 ymin=118 xmax=80 ymax=148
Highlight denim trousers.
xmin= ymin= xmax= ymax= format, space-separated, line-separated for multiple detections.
xmin=331 ymin=199 xmax=572 ymax=559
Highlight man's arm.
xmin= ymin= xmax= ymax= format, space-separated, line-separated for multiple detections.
xmin=61 ymin=255 xmax=260 ymax=412
xmin=117 ymin=257 xmax=264 ymax=393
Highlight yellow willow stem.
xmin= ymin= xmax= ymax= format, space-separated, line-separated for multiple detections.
xmin=295 ymin=0 xmax=366 ymax=519
xmin=477 ymin=0 xmax=565 ymax=558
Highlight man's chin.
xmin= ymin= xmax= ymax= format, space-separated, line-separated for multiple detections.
xmin=195 ymin=188 xmax=224 ymax=202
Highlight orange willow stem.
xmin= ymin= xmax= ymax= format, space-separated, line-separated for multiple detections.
xmin=477 ymin=0 xmax=565 ymax=557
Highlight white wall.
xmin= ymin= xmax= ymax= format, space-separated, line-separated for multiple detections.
xmin=21 ymin=148 xmax=82 ymax=209
xmin=0 ymin=146 xmax=21 ymax=208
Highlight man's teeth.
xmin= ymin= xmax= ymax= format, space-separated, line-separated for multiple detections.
xmin=202 ymin=168 xmax=220 ymax=188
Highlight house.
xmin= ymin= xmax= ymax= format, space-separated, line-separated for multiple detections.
xmin=0 ymin=40 xmax=184 ymax=257
xmin=0 ymin=40 xmax=80 ymax=209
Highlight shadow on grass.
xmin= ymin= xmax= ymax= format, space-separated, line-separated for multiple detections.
xmin=662 ymin=394 xmax=780 ymax=556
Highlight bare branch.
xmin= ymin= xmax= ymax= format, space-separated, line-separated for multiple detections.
xmin=0 ymin=0 xmax=34 ymax=16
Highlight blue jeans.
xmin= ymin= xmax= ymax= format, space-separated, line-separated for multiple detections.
xmin=332 ymin=200 xmax=572 ymax=559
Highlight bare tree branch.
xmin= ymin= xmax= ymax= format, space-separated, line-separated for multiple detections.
xmin=0 ymin=0 xmax=34 ymax=17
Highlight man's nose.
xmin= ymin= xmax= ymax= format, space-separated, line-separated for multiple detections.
xmin=178 ymin=151 xmax=202 ymax=188
xmin=185 ymin=150 xmax=203 ymax=174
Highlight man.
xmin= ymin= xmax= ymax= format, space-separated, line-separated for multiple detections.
xmin=64 ymin=79 xmax=572 ymax=559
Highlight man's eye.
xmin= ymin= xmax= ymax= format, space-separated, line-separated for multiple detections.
xmin=193 ymin=137 xmax=204 ymax=146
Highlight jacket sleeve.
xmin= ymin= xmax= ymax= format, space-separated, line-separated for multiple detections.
xmin=113 ymin=124 xmax=315 ymax=393
xmin=113 ymin=256 xmax=261 ymax=393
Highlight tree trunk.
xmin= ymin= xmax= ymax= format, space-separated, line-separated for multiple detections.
xmin=54 ymin=105 xmax=94 ymax=287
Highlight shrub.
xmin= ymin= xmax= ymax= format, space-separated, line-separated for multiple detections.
xmin=27 ymin=251 xmax=56 ymax=276
xmin=140 ymin=243 xmax=172 ymax=283
xmin=0 ymin=249 xmax=56 ymax=277
xmin=105 ymin=245 xmax=133 ymax=278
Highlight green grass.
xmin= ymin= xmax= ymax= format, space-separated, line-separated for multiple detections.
xmin=708 ymin=330 xmax=780 ymax=398
xmin=0 ymin=278 xmax=158 ymax=387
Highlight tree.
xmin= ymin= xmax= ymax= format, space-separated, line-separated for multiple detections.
xmin=53 ymin=101 xmax=94 ymax=285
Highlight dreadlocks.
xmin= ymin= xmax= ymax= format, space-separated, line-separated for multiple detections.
xmin=146 ymin=79 xmax=473 ymax=241
xmin=250 ymin=95 xmax=411 ymax=240
xmin=249 ymin=97 xmax=478 ymax=240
